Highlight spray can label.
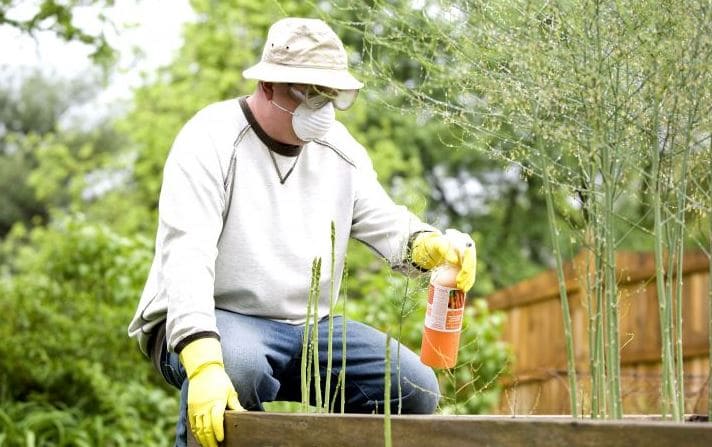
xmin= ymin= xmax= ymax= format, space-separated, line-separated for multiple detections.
xmin=424 ymin=284 xmax=465 ymax=332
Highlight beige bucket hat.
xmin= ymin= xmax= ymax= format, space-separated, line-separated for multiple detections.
xmin=243 ymin=17 xmax=364 ymax=91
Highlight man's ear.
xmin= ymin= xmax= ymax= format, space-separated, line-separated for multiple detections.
xmin=260 ymin=81 xmax=274 ymax=100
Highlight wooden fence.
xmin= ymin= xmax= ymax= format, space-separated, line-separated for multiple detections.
xmin=484 ymin=250 xmax=710 ymax=415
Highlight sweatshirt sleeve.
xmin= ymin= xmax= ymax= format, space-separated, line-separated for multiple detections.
xmin=157 ymin=115 xmax=227 ymax=352
xmin=350 ymin=145 xmax=436 ymax=270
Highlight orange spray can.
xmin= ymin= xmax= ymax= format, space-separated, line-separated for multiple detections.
xmin=420 ymin=261 xmax=466 ymax=369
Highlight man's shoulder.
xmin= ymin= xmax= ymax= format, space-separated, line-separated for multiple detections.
xmin=192 ymin=97 xmax=246 ymax=126
xmin=314 ymin=121 xmax=370 ymax=169
xmin=174 ymin=98 xmax=250 ymax=151
xmin=183 ymin=98 xmax=247 ymax=139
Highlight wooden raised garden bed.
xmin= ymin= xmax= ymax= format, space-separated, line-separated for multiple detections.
xmin=188 ymin=412 xmax=712 ymax=446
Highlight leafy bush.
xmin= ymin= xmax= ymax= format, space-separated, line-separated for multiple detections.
xmin=0 ymin=384 xmax=176 ymax=447
xmin=0 ymin=215 xmax=177 ymax=446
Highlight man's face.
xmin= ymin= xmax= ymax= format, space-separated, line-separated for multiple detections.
xmin=264 ymin=82 xmax=350 ymax=144
xmin=265 ymin=83 xmax=303 ymax=143
xmin=268 ymin=84 xmax=330 ymax=141
xmin=272 ymin=82 xmax=358 ymax=112
xmin=271 ymin=83 xmax=302 ymax=113
xmin=289 ymin=84 xmax=358 ymax=110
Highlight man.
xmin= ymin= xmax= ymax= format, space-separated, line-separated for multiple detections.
xmin=128 ymin=17 xmax=476 ymax=447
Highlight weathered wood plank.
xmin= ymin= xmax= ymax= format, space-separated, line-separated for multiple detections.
xmin=487 ymin=250 xmax=710 ymax=414
xmin=187 ymin=412 xmax=712 ymax=447
xmin=487 ymin=250 xmax=709 ymax=311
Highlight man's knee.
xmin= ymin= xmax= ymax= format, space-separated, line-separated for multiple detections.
xmin=223 ymin=349 xmax=279 ymax=410
xmin=399 ymin=362 xmax=440 ymax=414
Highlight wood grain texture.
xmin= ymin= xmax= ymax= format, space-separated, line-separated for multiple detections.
xmin=187 ymin=413 xmax=712 ymax=447
xmin=487 ymin=250 xmax=709 ymax=311
xmin=485 ymin=250 xmax=710 ymax=414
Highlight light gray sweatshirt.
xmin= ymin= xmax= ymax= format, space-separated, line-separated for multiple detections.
xmin=127 ymin=97 xmax=434 ymax=355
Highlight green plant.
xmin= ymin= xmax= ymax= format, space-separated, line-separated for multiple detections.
xmin=0 ymin=215 xmax=177 ymax=445
xmin=343 ymin=0 xmax=711 ymax=419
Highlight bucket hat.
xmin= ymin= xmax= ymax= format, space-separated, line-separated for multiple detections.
xmin=243 ymin=18 xmax=364 ymax=90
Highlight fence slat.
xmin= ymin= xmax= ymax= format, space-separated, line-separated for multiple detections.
xmin=486 ymin=250 xmax=710 ymax=414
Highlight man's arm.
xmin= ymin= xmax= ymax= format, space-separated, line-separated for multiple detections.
xmin=347 ymin=138 xmax=476 ymax=291
xmin=158 ymin=115 xmax=225 ymax=351
xmin=156 ymin=114 xmax=244 ymax=447
xmin=349 ymin=155 xmax=436 ymax=269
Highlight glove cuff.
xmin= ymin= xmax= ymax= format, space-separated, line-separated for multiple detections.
xmin=179 ymin=337 xmax=225 ymax=379
xmin=411 ymin=231 xmax=443 ymax=270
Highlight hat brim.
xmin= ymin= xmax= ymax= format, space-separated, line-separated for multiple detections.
xmin=243 ymin=61 xmax=364 ymax=90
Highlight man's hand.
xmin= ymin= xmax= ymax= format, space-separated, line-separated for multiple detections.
xmin=412 ymin=229 xmax=477 ymax=292
xmin=179 ymin=338 xmax=245 ymax=447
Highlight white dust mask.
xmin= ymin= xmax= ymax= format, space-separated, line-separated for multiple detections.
xmin=273 ymin=100 xmax=335 ymax=142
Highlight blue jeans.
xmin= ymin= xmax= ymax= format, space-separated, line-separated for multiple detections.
xmin=157 ymin=309 xmax=440 ymax=447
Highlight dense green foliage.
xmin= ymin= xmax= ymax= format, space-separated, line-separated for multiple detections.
xmin=344 ymin=0 xmax=711 ymax=252
xmin=8 ymin=0 xmax=707 ymax=442
xmin=0 ymin=217 xmax=176 ymax=445
xmin=0 ymin=73 xmax=96 ymax=236
xmin=344 ymin=0 xmax=711 ymax=418
xmin=0 ymin=0 xmax=523 ymax=446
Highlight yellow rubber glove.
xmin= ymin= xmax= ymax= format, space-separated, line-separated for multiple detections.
xmin=412 ymin=229 xmax=477 ymax=292
xmin=179 ymin=337 xmax=244 ymax=447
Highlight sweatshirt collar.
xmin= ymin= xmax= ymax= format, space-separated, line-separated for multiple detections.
xmin=239 ymin=96 xmax=302 ymax=157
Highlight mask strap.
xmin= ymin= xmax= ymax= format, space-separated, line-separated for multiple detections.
xmin=271 ymin=100 xmax=294 ymax=115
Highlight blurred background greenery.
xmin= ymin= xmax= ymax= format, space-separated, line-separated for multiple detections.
xmin=2 ymin=0 xmax=707 ymax=444
xmin=0 ymin=2 xmax=513 ymax=444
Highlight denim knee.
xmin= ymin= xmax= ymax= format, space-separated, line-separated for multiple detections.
xmin=398 ymin=362 xmax=440 ymax=414
xmin=223 ymin=348 xmax=280 ymax=410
